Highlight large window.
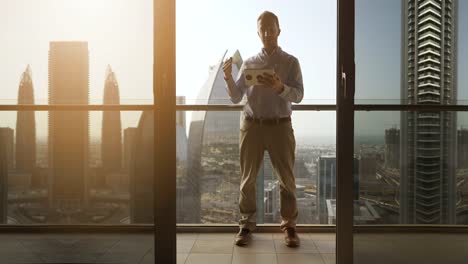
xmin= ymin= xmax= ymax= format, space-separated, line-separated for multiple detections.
xmin=175 ymin=0 xmax=338 ymax=226
xmin=0 ymin=0 xmax=154 ymax=225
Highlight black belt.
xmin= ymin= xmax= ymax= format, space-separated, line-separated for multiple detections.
xmin=245 ymin=116 xmax=291 ymax=125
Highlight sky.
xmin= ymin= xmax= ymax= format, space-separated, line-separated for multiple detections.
xmin=1 ymin=0 xmax=467 ymax=141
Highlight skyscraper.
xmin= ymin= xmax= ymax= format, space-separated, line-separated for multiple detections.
xmin=186 ymin=50 xmax=243 ymax=223
xmin=123 ymin=127 xmax=138 ymax=172
xmin=400 ymin=0 xmax=458 ymax=224
xmin=384 ymin=128 xmax=400 ymax=169
xmin=0 ymin=128 xmax=10 ymax=223
xmin=458 ymin=129 xmax=468 ymax=169
xmin=176 ymin=96 xmax=186 ymax=131
xmin=130 ymin=111 xmax=188 ymax=223
xmin=317 ymin=156 xmax=336 ymax=224
xmin=102 ymin=65 xmax=122 ymax=173
xmin=15 ymin=65 xmax=36 ymax=173
xmin=0 ymin=128 xmax=14 ymax=171
xmin=317 ymin=155 xmax=359 ymax=224
xmin=48 ymin=42 xmax=89 ymax=210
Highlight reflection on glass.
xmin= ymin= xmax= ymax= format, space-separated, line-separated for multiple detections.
xmin=0 ymin=110 xmax=146 ymax=225
xmin=176 ymin=0 xmax=337 ymax=104
xmin=178 ymin=110 xmax=336 ymax=225
xmin=355 ymin=0 xmax=467 ymax=105
xmin=355 ymin=111 xmax=468 ymax=225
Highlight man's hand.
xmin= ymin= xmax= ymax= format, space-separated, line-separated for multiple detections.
xmin=222 ymin=57 xmax=233 ymax=80
xmin=259 ymin=72 xmax=284 ymax=94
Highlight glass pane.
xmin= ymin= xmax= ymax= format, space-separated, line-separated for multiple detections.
xmin=355 ymin=0 xmax=467 ymax=105
xmin=0 ymin=110 xmax=156 ymax=225
xmin=176 ymin=111 xmax=336 ymax=225
xmin=354 ymin=110 xmax=468 ymax=263
xmin=176 ymin=0 xmax=337 ymax=105
xmin=0 ymin=0 xmax=153 ymax=105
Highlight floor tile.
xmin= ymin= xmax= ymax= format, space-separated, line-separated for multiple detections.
xmin=185 ymin=253 xmax=232 ymax=264
xmin=309 ymin=233 xmax=336 ymax=241
xmin=232 ymin=253 xmax=277 ymax=264
xmin=0 ymin=252 xmax=43 ymax=263
xmin=321 ymin=253 xmax=336 ymax=264
xmin=233 ymin=240 xmax=275 ymax=254
xmin=177 ymin=233 xmax=199 ymax=240
xmin=139 ymin=251 xmax=154 ymax=264
xmin=177 ymin=239 xmax=196 ymax=253
xmin=197 ymin=233 xmax=235 ymax=241
xmin=313 ymin=241 xmax=335 ymax=254
xmin=177 ymin=253 xmax=188 ymax=264
xmin=277 ymin=253 xmax=325 ymax=264
xmin=273 ymin=232 xmax=308 ymax=240
xmin=274 ymin=239 xmax=319 ymax=254
xmin=191 ymin=239 xmax=233 ymax=254
xmin=251 ymin=233 xmax=273 ymax=241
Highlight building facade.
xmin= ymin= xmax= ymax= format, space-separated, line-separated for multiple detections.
xmin=102 ymin=65 xmax=122 ymax=173
xmin=123 ymin=127 xmax=138 ymax=172
xmin=458 ymin=129 xmax=468 ymax=169
xmin=0 ymin=128 xmax=11 ymax=223
xmin=130 ymin=111 xmax=188 ymax=223
xmin=48 ymin=42 xmax=89 ymax=211
xmin=317 ymin=156 xmax=337 ymax=224
xmin=400 ymin=0 xmax=458 ymax=224
xmin=16 ymin=65 xmax=36 ymax=173
xmin=385 ymin=128 xmax=400 ymax=169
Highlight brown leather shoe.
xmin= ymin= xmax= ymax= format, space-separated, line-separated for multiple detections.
xmin=284 ymin=227 xmax=300 ymax=247
xmin=234 ymin=228 xmax=251 ymax=246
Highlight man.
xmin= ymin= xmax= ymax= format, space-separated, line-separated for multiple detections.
xmin=223 ymin=10 xmax=303 ymax=247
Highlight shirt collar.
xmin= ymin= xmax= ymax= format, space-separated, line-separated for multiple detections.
xmin=261 ymin=46 xmax=282 ymax=57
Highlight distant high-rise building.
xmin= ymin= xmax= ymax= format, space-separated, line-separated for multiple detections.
xmin=15 ymin=65 xmax=36 ymax=173
xmin=123 ymin=127 xmax=138 ymax=172
xmin=400 ymin=0 xmax=458 ymax=224
xmin=0 ymin=128 xmax=14 ymax=171
xmin=102 ymin=65 xmax=122 ymax=172
xmin=48 ymin=42 xmax=89 ymax=210
xmin=317 ymin=155 xmax=359 ymax=224
xmin=264 ymin=181 xmax=279 ymax=223
xmin=458 ymin=129 xmax=468 ymax=169
xmin=176 ymin=96 xmax=186 ymax=131
xmin=0 ymin=128 xmax=11 ymax=223
xmin=130 ymin=111 xmax=188 ymax=223
xmin=186 ymin=50 xmax=243 ymax=223
xmin=130 ymin=112 xmax=153 ymax=223
xmin=317 ymin=156 xmax=336 ymax=224
xmin=384 ymin=128 xmax=400 ymax=169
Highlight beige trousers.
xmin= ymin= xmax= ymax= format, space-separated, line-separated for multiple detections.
xmin=238 ymin=118 xmax=298 ymax=231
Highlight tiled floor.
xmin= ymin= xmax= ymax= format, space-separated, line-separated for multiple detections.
xmin=1 ymin=232 xmax=467 ymax=264
xmin=0 ymin=232 xmax=335 ymax=264
xmin=177 ymin=232 xmax=335 ymax=264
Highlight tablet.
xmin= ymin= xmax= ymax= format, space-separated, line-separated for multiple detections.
xmin=244 ymin=68 xmax=274 ymax=86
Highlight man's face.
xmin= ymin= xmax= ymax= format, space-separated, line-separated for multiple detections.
xmin=257 ymin=16 xmax=280 ymax=50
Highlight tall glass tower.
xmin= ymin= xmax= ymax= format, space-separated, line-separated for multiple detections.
xmin=16 ymin=65 xmax=36 ymax=173
xmin=48 ymin=42 xmax=89 ymax=211
xmin=102 ymin=65 xmax=122 ymax=172
xmin=400 ymin=0 xmax=458 ymax=224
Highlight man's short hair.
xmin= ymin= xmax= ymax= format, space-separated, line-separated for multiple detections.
xmin=257 ymin=11 xmax=280 ymax=28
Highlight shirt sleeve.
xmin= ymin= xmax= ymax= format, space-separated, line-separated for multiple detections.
xmin=279 ymin=58 xmax=304 ymax=104
xmin=225 ymin=63 xmax=248 ymax=104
